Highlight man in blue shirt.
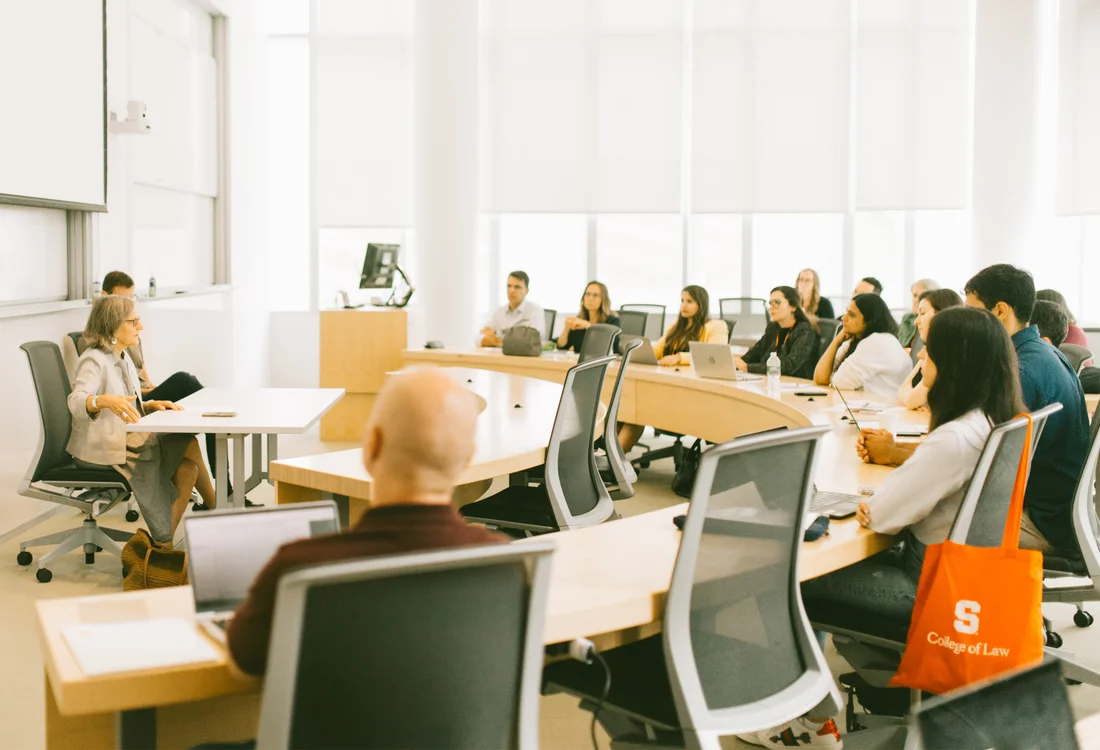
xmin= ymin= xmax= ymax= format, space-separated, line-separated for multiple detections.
xmin=964 ymin=264 xmax=1089 ymax=556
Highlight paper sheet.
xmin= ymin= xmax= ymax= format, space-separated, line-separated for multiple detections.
xmin=62 ymin=617 xmax=220 ymax=676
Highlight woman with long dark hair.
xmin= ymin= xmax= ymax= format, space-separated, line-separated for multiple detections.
xmin=735 ymin=286 xmax=820 ymax=380
xmin=556 ymin=281 xmax=619 ymax=353
xmin=617 ymin=285 xmax=728 ymax=452
xmin=813 ymin=293 xmax=911 ymax=401
xmin=898 ymin=288 xmax=962 ymax=410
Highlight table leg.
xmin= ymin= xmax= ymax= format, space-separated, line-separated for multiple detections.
xmin=117 ymin=707 xmax=156 ymax=750
xmin=215 ymin=435 xmax=229 ymax=510
xmin=232 ymin=435 xmax=246 ymax=508
xmin=247 ymin=434 xmax=263 ymax=493
xmin=266 ymin=434 xmax=278 ymax=480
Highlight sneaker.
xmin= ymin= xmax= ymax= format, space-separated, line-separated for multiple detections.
xmin=738 ymin=718 xmax=842 ymax=747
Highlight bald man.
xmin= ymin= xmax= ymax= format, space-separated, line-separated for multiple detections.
xmin=226 ymin=368 xmax=503 ymax=676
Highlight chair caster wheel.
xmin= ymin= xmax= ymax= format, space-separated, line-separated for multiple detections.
xmin=1047 ymin=631 xmax=1064 ymax=648
xmin=1074 ymin=610 xmax=1094 ymax=628
xmin=95 ymin=546 xmax=102 ymax=552
xmin=36 ymin=568 xmax=53 ymax=583
xmin=85 ymin=552 xmax=95 ymax=564
xmin=638 ymin=460 xmax=650 ymax=470
xmin=16 ymin=550 xmax=32 ymax=566
xmin=125 ymin=509 xmax=140 ymax=522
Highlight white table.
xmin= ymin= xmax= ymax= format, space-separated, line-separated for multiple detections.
xmin=128 ymin=388 xmax=344 ymax=508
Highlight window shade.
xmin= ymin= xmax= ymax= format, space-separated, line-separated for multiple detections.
xmin=692 ymin=0 xmax=850 ymax=213
xmin=1056 ymin=0 xmax=1100 ymax=215
xmin=855 ymin=0 xmax=972 ymax=210
xmin=480 ymin=0 xmax=683 ymax=213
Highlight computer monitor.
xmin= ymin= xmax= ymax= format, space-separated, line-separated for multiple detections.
xmin=360 ymin=243 xmax=400 ymax=290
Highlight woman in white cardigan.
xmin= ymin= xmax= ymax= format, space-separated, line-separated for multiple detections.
xmin=68 ymin=295 xmax=216 ymax=544
xmin=813 ymin=293 xmax=911 ymax=402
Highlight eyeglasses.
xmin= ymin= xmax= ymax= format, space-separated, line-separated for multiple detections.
xmin=124 ymin=317 xmax=141 ymax=326
xmin=768 ymin=300 xmax=784 ymax=308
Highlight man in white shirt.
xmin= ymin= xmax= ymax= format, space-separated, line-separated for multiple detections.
xmin=478 ymin=271 xmax=546 ymax=346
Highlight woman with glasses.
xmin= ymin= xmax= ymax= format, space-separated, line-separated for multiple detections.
xmin=556 ymin=281 xmax=620 ymax=353
xmin=734 ymin=286 xmax=820 ymax=380
xmin=68 ymin=295 xmax=217 ymax=546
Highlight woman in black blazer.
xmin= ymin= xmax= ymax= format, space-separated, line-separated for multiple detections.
xmin=735 ymin=285 xmax=820 ymax=380
xmin=557 ymin=281 xmax=620 ymax=352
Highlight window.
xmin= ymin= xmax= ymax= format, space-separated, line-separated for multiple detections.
xmin=130 ymin=189 xmax=214 ymax=290
xmin=1080 ymin=217 xmax=1100 ymax=325
xmin=0 ymin=204 xmax=68 ymax=304
xmin=498 ymin=214 xmax=587 ymax=316
xmin=752 ymin=214 xmax=844 ymax=300
xmin=596 ymin=215 xmax=683 ymax=310
xmin=690 ymin=215 xmax=743 ymax=301
xmin=265 ymin=38 xmax=310 ymax=311
xmin=912 ymin=210 xmax=971 ymax=294
xmin=853 ymin=211 xmax=906 ymax=309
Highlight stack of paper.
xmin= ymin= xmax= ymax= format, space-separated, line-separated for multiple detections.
xmin=62 ymin=617 xmax=220 ymax=676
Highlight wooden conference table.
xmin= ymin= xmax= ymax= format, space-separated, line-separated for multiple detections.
xmin=38 ymin=357 xmax=923 ymax=748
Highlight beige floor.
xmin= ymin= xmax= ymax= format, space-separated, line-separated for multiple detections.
xmin=1 ymin=433 xmax=1099 ymax=749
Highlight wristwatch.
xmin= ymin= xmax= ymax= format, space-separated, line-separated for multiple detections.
xmin=91 ymin=395 xmax=98 ymax=411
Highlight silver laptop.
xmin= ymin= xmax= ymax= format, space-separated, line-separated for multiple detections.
xmin=184 ymin=501 xmax=340 ymax=643
xmin=688 ymin=342 xmax=764 ymax=381
xmin=617 ymin=334 xmax=660 ymax=365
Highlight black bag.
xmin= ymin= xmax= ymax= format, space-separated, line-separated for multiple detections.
xmin=671 ymin=439 xmax=703 ymax=498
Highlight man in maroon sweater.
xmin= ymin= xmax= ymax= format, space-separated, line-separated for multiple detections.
xmin=227 ymin=368 xmax=503 ymax=676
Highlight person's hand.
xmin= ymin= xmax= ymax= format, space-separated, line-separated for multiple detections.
xmin=98 ymin=394 xmax=141 ymax=423
xmin=834 ymin=328 xmax=850 ymax=343
xmin=856 ymin=428 xmax=896 ymax=465
xmin=146 ymin=400 xmax=183 ymax=412
xmin=733 ymin=356 xmax=748 ymax=373
xmin=572 ymin=319 xmax=591 ymax=330
xmin=856 ymin=502 xmax=872 ymax=528
xmin=480 ymin=326 xmax=495 ymax=339
xmin=659 ymin=354 xmax=681 ymax=366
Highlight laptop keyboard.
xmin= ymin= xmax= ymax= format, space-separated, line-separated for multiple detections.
xmin=810 ymin=491 xmax=862 ymax=514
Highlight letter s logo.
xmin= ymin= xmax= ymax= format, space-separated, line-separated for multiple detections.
xmin=954 ymin=600 xmax=980 ymax=635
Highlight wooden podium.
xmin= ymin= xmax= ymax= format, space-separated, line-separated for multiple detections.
xmin=319 ymin=308 xmax=407 ymax=441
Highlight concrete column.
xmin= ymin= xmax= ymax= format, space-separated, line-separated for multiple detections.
xmin=971 ymin=0 xmax=1046 ymax=269
xmin=413 ymin=0 xmax=479 ymax=348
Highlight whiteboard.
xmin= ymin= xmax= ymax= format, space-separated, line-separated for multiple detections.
xmin=0 ymin=0 xmax=107 ymax=210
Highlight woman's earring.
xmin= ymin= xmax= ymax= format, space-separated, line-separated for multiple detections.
xmin=110 ymin=337 xmax=117 ymax=345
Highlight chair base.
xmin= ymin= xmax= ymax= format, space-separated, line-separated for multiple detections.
xmin=19 ymin=516 xmax=132 ymax=582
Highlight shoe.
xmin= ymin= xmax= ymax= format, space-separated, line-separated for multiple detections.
xmin=738 ymin=718 xmax=842 ymax=747
xmin=244 ymin=498 xmax=264 ymax=508
xmin=191 ymin=502 xmax=212 ymax=512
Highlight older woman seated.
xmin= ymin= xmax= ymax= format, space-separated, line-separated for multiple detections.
xmin=68 ymin=295 xmax=216 ymax=546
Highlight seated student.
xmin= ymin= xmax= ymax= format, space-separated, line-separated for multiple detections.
xmin=1037 ymin=288 xmax=1089 ymax=347
xmin=851 ymin=276 xmax=883 ymax=298
xmin=1031 ymin=299 xmax=1070 ymax=347
xmin=796 ymin=268 xmax=835 ymax=320
xmin=556 ymin=281 xmax=620 ymax=353
xmin=227 ymin=368 xmax=502 ymax=676
xmin=617 ymin=285 xmax=728 ymax=453
xmin=896 ymin=278 xmax=939 ymax=348
xmin=478 ymin=271 xmax=546 ymax=346
xmin=68 ymin=296 xmax=216 ymax=546
xmin=898 ymin=289 xmax=962 ymax=410
xmin=813 ymin=293 xmax=912 ymax=402
xmin=734 ymin=285 xmax=820 ymax=380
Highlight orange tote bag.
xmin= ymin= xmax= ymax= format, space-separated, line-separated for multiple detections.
xmin=890 ymin=415 xmax=1045 ymax=695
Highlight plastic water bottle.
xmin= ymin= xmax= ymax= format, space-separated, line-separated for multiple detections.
xmin=92 ymin=280 xmax=101 ymax=298
xmin=766 ymin=351 xmax=782 ymax=397
xmin=148 ymin=273 xmax=157 ymax=298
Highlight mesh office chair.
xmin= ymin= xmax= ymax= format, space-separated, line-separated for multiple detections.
xmin=620 ymin=304 xmax=666 ymax=342
xmin=808 ymin=406 xmax=1061 ymax=707
xmin=596 ymin=338 xmax=641 ymax=499
xmin=618 ymin=310 xmax=648 ymax=338
xmin=908 ymin=334 xmax=925 ymax=367
xmin=578 ymin=323 xmax=621 ymax=363
xmin=906 ymin=661 xmax=1078 ymax=750
xmin=1060 ymin=343 xmax=1093 ymax=375
xmin=544 ymin=426 xmax=867 ymax=749
xmin=461 ymin=355 xmax=617 ymax=535
xmin=816 ymin=318 xmax=842 ymax=359
xmin=255 ymin=541 xmax=555 ymax=750
xmin=719 ymin=298 xmax=768 ymax=345
xmin=67 ymin=331 xmax=141 ymax=523
xmin=544 ymin=309 xmax=557 ymax=341
xmin=17 ymin=342 xmax=136 ymax=583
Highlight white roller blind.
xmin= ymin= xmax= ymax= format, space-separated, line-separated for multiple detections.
xmin=1057 ymin=0 xmax=1100 ymax=215
xmin=315 ymin=0 xmax=413 ymax=226
xmin=481 ymin=0 xmax=683 ymax=213
xmin=855 ymin=0 xmax=972 ymax=210
xmin=692 ymin=0 xmax=850 ymax=213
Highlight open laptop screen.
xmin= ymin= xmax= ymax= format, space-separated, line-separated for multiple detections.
xmin=186 ymin=503 xmax=339 ymax=613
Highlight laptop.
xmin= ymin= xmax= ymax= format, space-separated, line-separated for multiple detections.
xmin=688 ymin=342 xmax=764 ymax=381
xmin=184 ymin=501 xmax=340 ymax=643
xmin=617 ymin=334 xmax=660 ymax=365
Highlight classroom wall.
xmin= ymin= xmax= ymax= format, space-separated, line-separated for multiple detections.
xmin=0 ymin=0 xmax=270 ymax=532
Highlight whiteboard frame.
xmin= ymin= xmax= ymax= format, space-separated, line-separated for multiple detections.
xmin=0 ymin=0 xmax=108 ymax=212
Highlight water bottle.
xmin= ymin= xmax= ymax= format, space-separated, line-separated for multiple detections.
xmin=766 ymin=351 xmax=782 ymax=397
xmin=92 ymin=280 xmax=101 ymax=298
xmin=148 ymin=273 xmax=157 ymax=298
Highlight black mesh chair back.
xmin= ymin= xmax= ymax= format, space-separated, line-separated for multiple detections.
xmin=815 ymin=318 xmax=841 ymax=357
xmin=578 ymin=323 xmax=620 ymax=363
xmin=909 ymin=661 xmax=1077 ymax=750
xmin=543 ymin=309 xmax=557 ymax=341
xmin=718 ymin=297 xmax=768 ymax=338
xmin=663 ymin=425 xmax=841 ymax=743
xmin=620 ymin=304 xmax=666 ymax=341
xmin=949 ymin=404 xmax=1061 ymax=548
xmin=256 ymin=541 xmax=555 ymax=750
xmin=20 ymin=342 xmax=76 ymax=483
xmin=1060 ymin=343 xmax=1093 ymax=375
xmin=909 ymin=333 xmax=925 ymax=366
xmin=618 ymin=310 xmax=647 ymax=337
xmin=543 ymin=355 xmax=616 ymax=526
xmin=67 ymin=331 xmax=84 ymax=355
